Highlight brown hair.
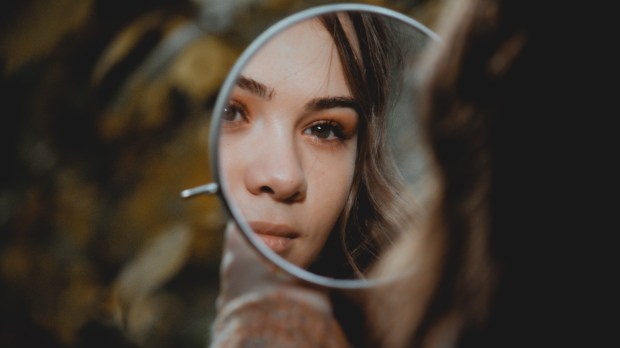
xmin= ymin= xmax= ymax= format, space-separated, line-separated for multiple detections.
xmin=366 ymin=0 xmax=609 ymax=346
xmin=307 ymin=12 xmax=415 ymax=279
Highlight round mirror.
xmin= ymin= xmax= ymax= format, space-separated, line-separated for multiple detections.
xmin=187 ymin=4 xmax=440 ymax=289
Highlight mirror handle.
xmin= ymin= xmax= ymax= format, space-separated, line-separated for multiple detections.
xmin=180 ymin=182 xmax=219 ymax=199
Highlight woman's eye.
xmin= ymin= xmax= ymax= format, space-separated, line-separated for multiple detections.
xmin=304 ymin=121 xmax=345 ymax=140
xmin=223 ymin=102 xmax=247 ymax=123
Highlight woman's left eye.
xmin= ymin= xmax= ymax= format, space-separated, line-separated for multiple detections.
xmin=222 ymin=100 xmax=248 ymax=123
xmin=304 ymin=121 xmax=345 ymax=140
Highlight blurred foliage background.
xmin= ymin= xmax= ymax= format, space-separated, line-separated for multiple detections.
xmin=0 ymin=0 xmax=443 ymax=347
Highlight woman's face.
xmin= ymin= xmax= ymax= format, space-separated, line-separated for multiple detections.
xmin=220 ymin=19 xmax=360 ymax=268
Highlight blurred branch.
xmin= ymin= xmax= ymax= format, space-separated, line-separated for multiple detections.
xmin=0 ymin=0 xmax=93 ymax=75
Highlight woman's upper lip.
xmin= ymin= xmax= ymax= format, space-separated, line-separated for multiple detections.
xmin=248 ymin=221 xmax=299 ymax=239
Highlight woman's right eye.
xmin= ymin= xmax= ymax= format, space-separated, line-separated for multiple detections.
xmin=223 ymin=102 xmax=247 ymax=123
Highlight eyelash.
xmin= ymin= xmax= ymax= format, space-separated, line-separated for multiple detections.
xmin=304 ymin=120 xmax=348 ymax=143
xmin=223 ymin=100 xmax=353 ymax=144
xmin=222 ymin=100 xmax=249 ymax=124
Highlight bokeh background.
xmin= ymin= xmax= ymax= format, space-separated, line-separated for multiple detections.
xmin=0 ymin=0 xmax=443 ymax=347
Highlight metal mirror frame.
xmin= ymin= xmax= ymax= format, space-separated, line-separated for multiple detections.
xmin=207 ymin=3 xmax=440 ymax=289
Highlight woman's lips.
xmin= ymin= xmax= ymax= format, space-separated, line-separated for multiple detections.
xmin=249 ymin=221 xmax=299 ymax=254
xmin=256 ymin=234 xmax=294 ymax=253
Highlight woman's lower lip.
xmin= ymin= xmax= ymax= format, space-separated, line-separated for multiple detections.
xmin=256 ymin=234 xmax=294 ymax=253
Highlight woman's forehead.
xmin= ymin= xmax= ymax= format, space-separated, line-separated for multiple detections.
xmin=240 ymin=17 xmax=353 ymax=99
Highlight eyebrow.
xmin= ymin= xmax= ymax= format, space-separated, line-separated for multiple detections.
xmin=236 ymin=75 xmax=275 ymax=100
xmin=305 ymin=96 xmax=361 ymax=115
xmin=236 ymin=75 xmax=360 ymax=114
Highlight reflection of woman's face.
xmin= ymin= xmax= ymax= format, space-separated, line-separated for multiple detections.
xmin=220 ymin=19 xmax=359 ymax=268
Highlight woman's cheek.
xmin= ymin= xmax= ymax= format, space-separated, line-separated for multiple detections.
xmin=327 ymin=151 xmax=356 ymax=209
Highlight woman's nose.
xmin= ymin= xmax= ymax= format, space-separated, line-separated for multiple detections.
xmin=244 ymin=135 xmax=307 ymax=202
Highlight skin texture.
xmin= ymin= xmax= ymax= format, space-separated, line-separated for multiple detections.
xmin=219 ymin=18 xmax=359 ymax=269
xmin=211 ymin=222 xmax=350 ymax=347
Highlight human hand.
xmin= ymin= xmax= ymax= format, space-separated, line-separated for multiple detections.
xmin=210 ymin=221 xmax=350 ymax=347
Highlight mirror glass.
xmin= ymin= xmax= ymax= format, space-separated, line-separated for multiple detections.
xmin=212 ymin=4 xmax=439 ymax=287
